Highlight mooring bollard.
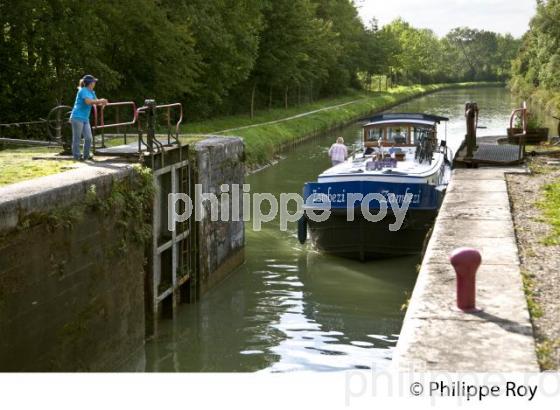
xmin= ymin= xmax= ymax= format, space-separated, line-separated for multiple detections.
xmin=449 ymin=247 xmax=481 ymax=311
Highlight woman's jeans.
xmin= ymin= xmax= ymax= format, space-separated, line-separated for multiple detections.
xmin=71 ymin=119 xmax=92 ymax=159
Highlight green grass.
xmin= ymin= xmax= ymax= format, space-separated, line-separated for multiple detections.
xmin=539 ymin=179 xmax=560 ymax=245
xmin=0 ymin=81 xmax=500 ymax=186
xmin=194 ymin=82 xmax=501 ymax=166
xmin=526 ymin=144 xmax=560 ymax=154
xmin=521 ymin=270 xmax=543 ymax=319
xmin=0 ymin=146 xmax=79 ymax=187
xmin=526 ymin=144 xmax=560 ymax=151
xmin=536 ymin=338 xmax=560 ymax=371
xmin=181 ymin=90 xmax=369 ymax=134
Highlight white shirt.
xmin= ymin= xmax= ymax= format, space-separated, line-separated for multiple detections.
xmin=329 ymin=143 xmax=348 ymax=162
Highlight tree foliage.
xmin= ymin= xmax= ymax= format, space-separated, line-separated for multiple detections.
xmin=380 ymin=20 xmax=519 ymax=84
xmin=511 ymin=0 xmax=560 ymax=95
xmin=0 ymin=0 xmax=520 ymax=123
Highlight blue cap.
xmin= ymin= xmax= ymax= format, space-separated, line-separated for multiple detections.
xmin=82 ymin=74 xmax=98 ymax=85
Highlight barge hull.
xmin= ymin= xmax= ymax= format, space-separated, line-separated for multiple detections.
xmin=307 ymin=209 xmax=438 ymax=260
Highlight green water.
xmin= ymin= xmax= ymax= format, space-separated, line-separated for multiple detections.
xmin=136 ymin=86 xmax=541 ymax=372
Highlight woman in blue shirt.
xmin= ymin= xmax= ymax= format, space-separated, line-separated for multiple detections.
xmin=70 ymin=75 xmax=108 ymax=160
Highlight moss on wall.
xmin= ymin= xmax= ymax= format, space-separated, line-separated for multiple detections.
xmin=0 ymin=164 xmax=154 ymax=371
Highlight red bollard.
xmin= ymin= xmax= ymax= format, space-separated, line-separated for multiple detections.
xmin=449 ymin=247 xmax=482 ymax=311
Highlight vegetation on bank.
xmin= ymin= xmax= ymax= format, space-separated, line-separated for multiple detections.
xmin=539 ymin=180 xmax=560 ymax=246
xmin=498 ymin=0 xmax=560 ymax=367
xmin=185 ymin=83 xmax=497 ymax=167
xmin=510 ymin=0 xmax=560 ymax=117
xmin=510 ymin=157 xmax=560 ymax=371
xmin=1 ymin=0 xmax=519 ymax=127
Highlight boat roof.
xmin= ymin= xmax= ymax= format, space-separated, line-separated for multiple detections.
xmin=361 ymin=113 xmax=449 ymax=126
xmin=363 ymin=119 xmax=440 ymax=127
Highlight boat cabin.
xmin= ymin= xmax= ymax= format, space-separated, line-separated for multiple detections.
xmin=362 ymin=113 xmax=448 ymax=148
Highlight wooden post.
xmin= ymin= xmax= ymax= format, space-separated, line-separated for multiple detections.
xmin=465 ymin=102 xmax=478 ymax=159
xmin=250 ymin=82 xmax=256 ymax=120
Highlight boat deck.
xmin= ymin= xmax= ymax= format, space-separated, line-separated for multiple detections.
xmin=319 ymin=150 xmax=446 ymax=181
xmin=455 ymin=137 xmax=524 ymax=166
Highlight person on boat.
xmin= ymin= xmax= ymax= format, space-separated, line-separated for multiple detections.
xmin=328 ymin=137 xmax=348 ymax=166
xmin=70 ymin=75 xmax=108 ymax=161
xmin=394 ymin=129 xmax=406 ymax=144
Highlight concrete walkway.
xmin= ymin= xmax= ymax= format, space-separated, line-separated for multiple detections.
xmin=392 ymin=167 xmax=540 ymax=372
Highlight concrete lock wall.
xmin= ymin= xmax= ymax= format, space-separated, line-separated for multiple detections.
xmin=194 ymin=137 xmax=245 ymax=295
xmin=0 ymin=164 xmax=146 ymax=371
xmin=0 ymin=137 xmax=246 ymax=371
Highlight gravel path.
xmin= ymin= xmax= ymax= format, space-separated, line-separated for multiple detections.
xmin=507 ymin=157 xmax=560 ymax=370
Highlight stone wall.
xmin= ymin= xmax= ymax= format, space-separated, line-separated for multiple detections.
xmin=194 ymin=137 xmax=245 ymax=295
xmin=0 ymin=137 xmax=246 ymax=371
xmin=0 ymin=164 xmax=147 ymax=371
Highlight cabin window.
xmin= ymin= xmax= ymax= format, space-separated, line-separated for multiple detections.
xmin=366 ymin=127 xmax=383 ymax=142
xmin=386 ymin=127 xmax=409 ymax=144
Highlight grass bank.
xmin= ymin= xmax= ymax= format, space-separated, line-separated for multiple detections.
xmin=1 ymin=81 xmax=500 ymax=186
xmin=182 ymin=81 xmax=502 ymax=167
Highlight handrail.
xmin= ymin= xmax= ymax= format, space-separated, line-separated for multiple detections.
xmin=509 ymin=101 xmax=528 ymax=134
xmin=157 ymin=102 xmax=183 ymax=136
xmin=136 ymin=102 xmax=183 ymax=135
xmin=92 ymin=101 xmax=138 ymax=130
xmin=509 ymin=102 xmax=528 ymax=160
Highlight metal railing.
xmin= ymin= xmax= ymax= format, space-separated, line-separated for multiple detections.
xmin=509 ymin=101 xmax=528 ymax=159
xmin=509 ymin=102 xmax=528 ymax=133
xmin=1 ymin=99 xmax=184 ymax=161
xmin=137 ymin=100 xmax=184 ymax=163
xmin=92 ymin=101 xmax=138 ymax=149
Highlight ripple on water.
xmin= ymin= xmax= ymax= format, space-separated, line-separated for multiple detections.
xmin=139 ymin=87 xmax=514 ymax=372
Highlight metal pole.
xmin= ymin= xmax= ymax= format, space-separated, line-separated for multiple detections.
xmin=145 ymin=99 xmax=156 ymax=153
xmin=519 ymin=101 xmax=528 ymax=161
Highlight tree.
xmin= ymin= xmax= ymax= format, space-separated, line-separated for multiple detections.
xmin=173 ymin=0 xmax=263 ymax=117
xmin=511 ymin=0 xmax=560 ymax=95
xmin=381 ymin=19 xmax=441 ymax=84
xmin=313 ymin=0 xmax=367 ymax=93
xmin=249 ymin=0 xmax=335 ymax=111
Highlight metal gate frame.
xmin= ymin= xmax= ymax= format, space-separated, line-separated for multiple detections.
xmin=145 ymin=146 xmax=198 ymax=335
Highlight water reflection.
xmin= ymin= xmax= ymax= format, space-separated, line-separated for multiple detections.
xmin=135 ymin=86 xmax=542 ymax=372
